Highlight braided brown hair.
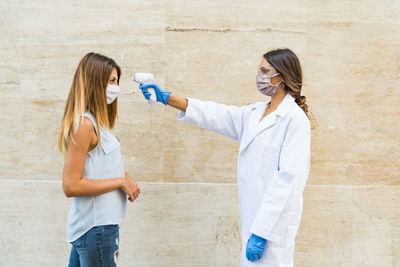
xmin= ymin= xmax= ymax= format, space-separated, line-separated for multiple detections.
xmin=264 ymin=48 xmax=310 ymax=118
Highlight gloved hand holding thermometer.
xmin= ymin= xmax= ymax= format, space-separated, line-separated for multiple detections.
xmin=133 ymin=73 xmax=171 ymax=105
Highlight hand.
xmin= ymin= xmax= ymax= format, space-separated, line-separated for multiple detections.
xmin=139 ymin=83 xmax=171 ymax=105
xmin=246 ymin=233 xmax=266 ymax=262
xmin=121 ymin=172 xmax=140 ymax=202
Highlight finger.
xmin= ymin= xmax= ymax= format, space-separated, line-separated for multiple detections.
xmin=141 ymin=83 xmax=157 ymax=90
xmin=250 ymin=254 xmax=256 ymax=262
xmin=139 ymin=86 xmax=149 ymax=95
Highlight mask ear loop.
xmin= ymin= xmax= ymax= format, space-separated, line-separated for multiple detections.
xmin=261 ymin=72 xmax=280 ymax=79
xmin=277 ymin=80 xmax=283 ymax=86
xmin=267 ymin=73 xmax=283 ymax=87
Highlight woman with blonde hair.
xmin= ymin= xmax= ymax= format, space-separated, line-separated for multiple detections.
xmin=58 ymin=52 xmax=140 ymax=266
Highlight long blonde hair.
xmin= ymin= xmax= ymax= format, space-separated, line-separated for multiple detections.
xmin=58 ymin=52 xmax=121 ymax=155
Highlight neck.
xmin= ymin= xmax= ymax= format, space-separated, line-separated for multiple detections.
xmin=270 ymin=86 xmax=287 ymax=108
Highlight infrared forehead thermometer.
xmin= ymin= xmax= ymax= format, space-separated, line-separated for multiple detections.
xmin=133 ymin=73 xmax=156 ymax=104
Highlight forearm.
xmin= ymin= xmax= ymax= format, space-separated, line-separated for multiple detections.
xmin=63 ymin=177 xmax=124 ymax=197
xmin=167 ymin=93 xmax=188 ymax=112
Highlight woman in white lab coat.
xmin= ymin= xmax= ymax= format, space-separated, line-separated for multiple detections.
xmin=139 ymin=48 xmax=311 ymax=267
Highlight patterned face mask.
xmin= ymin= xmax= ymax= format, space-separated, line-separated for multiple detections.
xmin=256 ymin=73 xmax=282 ymax=97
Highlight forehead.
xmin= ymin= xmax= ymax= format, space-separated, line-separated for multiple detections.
xmin=110 ymin=68 xmax=118 ymax=78
xmin=260 ymin=57 xmax=273 ymax=68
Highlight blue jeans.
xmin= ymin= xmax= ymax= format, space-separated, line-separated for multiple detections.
xmin=68 ymin=225 xmax=119 ymax=267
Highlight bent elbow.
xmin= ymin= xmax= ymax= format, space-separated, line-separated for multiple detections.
xmin=63 ymin=182 xmax=75 ymax=198
xmin=63 ymin=185 xmax=72 ymax=197
xmin=63 ymin=176 xmax=85 ymax=197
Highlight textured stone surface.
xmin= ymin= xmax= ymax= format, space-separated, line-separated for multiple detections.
xmin=297 ymin=186 xmax=400 ymax=267
xmin=0 ymin=181 xmax=398 ymax=266
xmin=0 ymin=180 xmax=241 ymax=267
xmin=1 ymin=0 xmax=399 ymax=266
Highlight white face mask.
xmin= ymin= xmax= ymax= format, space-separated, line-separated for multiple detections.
xmin=106 ymin=84 xmax=120 ymax=104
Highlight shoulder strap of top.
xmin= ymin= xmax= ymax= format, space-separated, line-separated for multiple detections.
xmin=82 ymin=112 xmax=98 ymax=136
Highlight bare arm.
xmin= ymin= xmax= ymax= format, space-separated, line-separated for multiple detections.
xmin=62 ymin=117 xmax=138 ymax=200
xmin=167 ymin=93 xmax=188 ymax=112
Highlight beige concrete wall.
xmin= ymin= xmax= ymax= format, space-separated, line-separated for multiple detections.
xmin=0 ymin=0 xmax=399 ymax=266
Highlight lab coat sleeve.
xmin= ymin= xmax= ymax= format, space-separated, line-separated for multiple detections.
xmin=250 ymin=120 xmax=311 ymax=243
xmin=177 ymin=98 xmax=248 ymax=141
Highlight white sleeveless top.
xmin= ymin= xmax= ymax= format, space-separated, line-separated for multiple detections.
xmin=66 ymin=112 xmax=127 ymax=242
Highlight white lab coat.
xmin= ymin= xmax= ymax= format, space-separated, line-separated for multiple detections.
xmin=177 ymin=93 xmax=311 ymax=267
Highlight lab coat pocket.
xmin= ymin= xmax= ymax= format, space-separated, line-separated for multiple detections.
xmin=270 ymin=224 xmax=299 ymax=248
xmin=257 ymin=145 xmax=279 ymax=177
xmin=260 ymin=144 xmax=280 ymax=165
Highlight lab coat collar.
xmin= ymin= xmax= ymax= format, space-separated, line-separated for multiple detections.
xmin=272 ymin=93 xmax=295 ymax=118
xmin=239 ymin=93 xmax=294 ymax=154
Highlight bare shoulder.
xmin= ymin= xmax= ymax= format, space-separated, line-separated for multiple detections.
xmin=69 ymin=117 xmax=95 ymax=147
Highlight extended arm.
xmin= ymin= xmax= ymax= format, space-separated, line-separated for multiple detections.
xmin=140 ymin=83 xmax=248 ymax=141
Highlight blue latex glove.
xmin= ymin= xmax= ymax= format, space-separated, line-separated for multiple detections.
xmin=246 ymin=234 xmax=266 ymax=262
xmin=139 ymin=83 xmax=171 ymax=105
